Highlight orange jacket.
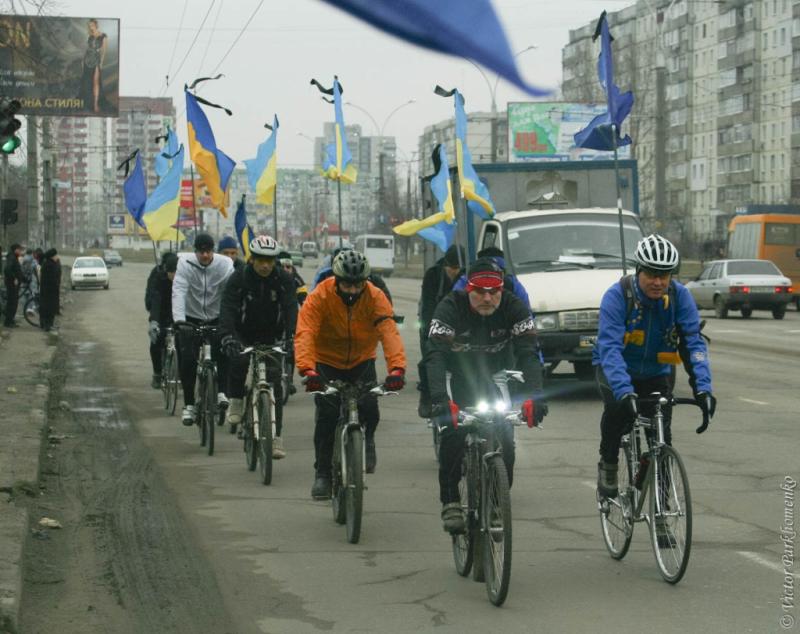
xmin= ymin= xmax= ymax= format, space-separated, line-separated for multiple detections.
xmin=295 ymin=277 xmax=406 ymax=372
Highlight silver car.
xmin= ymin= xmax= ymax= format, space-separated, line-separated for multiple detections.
xmin=685 ymin=259 xmax=792 ymax=319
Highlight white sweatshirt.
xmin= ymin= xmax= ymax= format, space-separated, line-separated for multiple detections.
xmin=172 ymin=253 xmax=234 ymax=322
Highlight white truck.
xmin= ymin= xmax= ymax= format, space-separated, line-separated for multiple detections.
xmin=477 ymin=207 xmax=644 ymax=379
xmin=354 ymin=234 xmax=394 ymax=277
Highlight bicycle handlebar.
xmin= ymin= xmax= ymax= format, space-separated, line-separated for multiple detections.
xmin=636 ymin=394 xmax=709 ymax=435
xmin=310 ymin=379 xmax=397 ymax=398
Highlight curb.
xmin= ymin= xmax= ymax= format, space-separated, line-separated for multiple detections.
xmin=0 ymin=333 xmax=58 ymax=634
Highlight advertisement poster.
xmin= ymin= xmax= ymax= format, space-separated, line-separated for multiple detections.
xmin=508 ymin=102 xmax=631 ymax=162
xmin=0 ymin=14 xmax=120 ymax=116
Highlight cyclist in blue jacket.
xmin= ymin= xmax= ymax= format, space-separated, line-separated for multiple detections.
xmin=593 ymin=234 xmax=716 ymax=501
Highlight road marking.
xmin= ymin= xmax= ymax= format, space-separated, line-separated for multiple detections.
xmin=714 ymin=329 xmax=743 ymax=333
xmin=738 ymin=397 xmax=769 ymax=406
xmin=787 ymin=330 xmax=800 ymax=334
xmin=738 ymin=551 xmax=798 ymax=577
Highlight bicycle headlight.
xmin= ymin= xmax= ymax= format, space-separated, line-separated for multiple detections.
xmin=494 ymin=400 xmax=508 ymax=413
xmin=536 ymin=313 xmax=558 ymax=331
xmin=476 ymin=400 xmax=490 ymax=413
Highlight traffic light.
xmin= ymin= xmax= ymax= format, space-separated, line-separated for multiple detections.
xmin=1 ymin=198 xmax=18 ymax=225
xmin=0 ymin=99 xmax=22 ymax=155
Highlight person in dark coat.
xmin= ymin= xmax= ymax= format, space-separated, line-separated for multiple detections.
xmin=39 ymin=249 xmax=61 ymax=332
xmin=147 ymin=252 xmax=178 ymax=388
xmin=3 ymin=243 xmax=25 ymax=327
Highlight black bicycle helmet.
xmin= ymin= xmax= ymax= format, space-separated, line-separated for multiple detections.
xmin=332 ymin=249 xmax=370 ymax=283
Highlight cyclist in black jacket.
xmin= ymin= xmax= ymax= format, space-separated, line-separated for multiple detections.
xmin=147 ymin=253 xmax=178 ymax=389
xmin=426 ymin=258 xmax=548 ymax=534
xmin=219 ymin=235 xmax=298 ymax=458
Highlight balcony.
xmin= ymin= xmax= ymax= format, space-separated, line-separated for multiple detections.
xmin=717 ymin=139 xmax=754 ymax=156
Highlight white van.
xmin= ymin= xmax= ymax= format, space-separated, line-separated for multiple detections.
xmin=478 ymin=208 xmax=644 ymax=379
xmin=354 ymin=234 xmax=394 ymax=277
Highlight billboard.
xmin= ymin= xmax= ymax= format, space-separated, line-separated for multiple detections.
xmin=0 ymin=15 xmax=120 ymax=117
xmin=508 ymin=102 xmax=631 ymax=162
xmin=107 ymin=213 xmax=125 ymax=233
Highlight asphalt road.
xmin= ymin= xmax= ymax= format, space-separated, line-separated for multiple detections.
xmin=37 ymin=259 xmax=800 ymax=633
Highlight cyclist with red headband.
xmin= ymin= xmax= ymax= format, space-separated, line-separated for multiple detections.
xmin=425 ymin=258 xmax=547 ymax=534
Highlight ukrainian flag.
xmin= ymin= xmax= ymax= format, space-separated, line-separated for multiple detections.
xmin=393 ymin=144 xmax=456 ymax=252
xmin=312 ymin=76 xmax=357 ymax=184
xmin=154 ymin=126 xmax=179 ymax=179
xmin=142 ymin=145 xmax=186 ymax=242
xmin=121 ymin=153 xmax=147 ymax=228
xmin=235 ymin=197 xmax=254 ymax=261
xmin=453 ymin=90 xmax=495 ymax=219
xmin=185 ymin=90 xmax=236 ymax=217
xmin=244 ymin=115 xmax=279 ymax=205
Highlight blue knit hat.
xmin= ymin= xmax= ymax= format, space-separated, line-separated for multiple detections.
xmin=217 ymin=235 xmax=238 ymax=251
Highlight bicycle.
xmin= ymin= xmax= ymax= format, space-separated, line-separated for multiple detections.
xmin=313 ymin=379 xmax=396 ymax=544
xmin=239 ymin=343 xmax=288 ymax=486
xmin=160 ymin=327 xmax=179 ymax=415
xmin=597 ymin=393 xmax=708 ymax=584
xmin=23 ymin=293 xmax=40 ymax=328
xmin=183 ymin=323 xmax=220 ymax=457
xmin=447 ymin=371 xmax=530 ymax=607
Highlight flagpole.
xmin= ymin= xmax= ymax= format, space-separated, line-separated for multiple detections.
xmin=336 ymin=179 xmax=343 ymax=249
xmin=273 ymin=182 xmax=279 ymax=241
xmin=612 ymin=123 xmax=628 ymax=276
xmin=190 ymin=164 xmax=199 ymax=236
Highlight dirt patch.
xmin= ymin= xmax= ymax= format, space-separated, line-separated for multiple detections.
xmin=18 ymin=331 xmax=235 ymax=633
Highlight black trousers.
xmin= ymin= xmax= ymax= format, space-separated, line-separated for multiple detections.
xmin=3 ymin=282 xmax=18 ymax=325
xmin=177 ymin=318 xmax=228 ymax=407
xmin=596 ymin=366 xmax=673 ymax=464
xmin=313 ymin=359 xmax=379 ymax=477
xmin=149 ymin=328 xmax=167 ymax=375
xmin=228 ymin=351 xmax=284 ymax=436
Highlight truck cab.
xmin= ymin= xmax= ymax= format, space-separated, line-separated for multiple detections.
xmin=478 ymin=207 xmax=644 ymax=379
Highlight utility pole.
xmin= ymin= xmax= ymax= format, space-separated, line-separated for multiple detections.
xmin=654 ymin=64 xmax=667 ymax=223
xmin=26 ymin=115 xmax=38 ymax=245
xmin=378 ymin=152 xmax=385 ymax=232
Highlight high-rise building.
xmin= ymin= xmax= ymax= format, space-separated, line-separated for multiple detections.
xmin=562 ymin=0 xmax=799 ymax=246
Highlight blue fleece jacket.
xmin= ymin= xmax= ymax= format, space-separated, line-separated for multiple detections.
xmin=592 ymin=277 xmax=712 ymax=400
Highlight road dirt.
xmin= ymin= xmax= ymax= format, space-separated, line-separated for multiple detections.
xmin=18 ymin=323 xmax=236 ymax=634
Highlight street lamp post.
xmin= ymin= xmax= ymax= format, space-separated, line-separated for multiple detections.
xmin=464 ymin=45 xmax=537 ymax=162
xmin=345 ymin=99 xmax=416 ymax=229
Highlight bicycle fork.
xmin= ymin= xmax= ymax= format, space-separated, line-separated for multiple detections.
xmin=252 ymin=360 xmax=276 ymax=440
xmin=339 ymin=397 xmax=364 ymax=490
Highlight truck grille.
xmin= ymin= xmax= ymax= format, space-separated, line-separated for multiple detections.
xmin=560 ymin=310 xmax=599 ymax=331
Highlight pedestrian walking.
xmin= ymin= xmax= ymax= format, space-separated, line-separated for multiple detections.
xmin=39 ymin=249 xmax=61 ymax=332
xmin=3 ymin=243 xmax=25 ymax=328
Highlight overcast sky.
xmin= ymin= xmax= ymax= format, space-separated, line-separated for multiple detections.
xmin=54 ymin=0 xmax=631 ymax=171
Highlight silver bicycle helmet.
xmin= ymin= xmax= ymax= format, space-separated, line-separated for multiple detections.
xmin=633 ymin=234 xmax=679 ymax=272
xmin=249 ymin=234 xmax=280 ymax=257
xmin=332 ymin=249 xmax=370 ymax=282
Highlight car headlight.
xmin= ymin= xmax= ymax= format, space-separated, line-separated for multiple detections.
xmin=536 ymin=314 xmax=558 ymax=331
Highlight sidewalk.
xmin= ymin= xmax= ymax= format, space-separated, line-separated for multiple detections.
xmin=0 ymin=324 xmax=59 ymax=633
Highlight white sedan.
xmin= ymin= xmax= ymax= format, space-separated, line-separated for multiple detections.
xmin=70 ymin=256 xmax=110 ymax=290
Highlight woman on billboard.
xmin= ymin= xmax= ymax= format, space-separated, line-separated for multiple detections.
xmin=81 ymin=19 xmax=108 ymax=113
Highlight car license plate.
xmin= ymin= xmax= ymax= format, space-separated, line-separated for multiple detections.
xmin=751 ymin=286 xmax=772 ymax=293
xmin=84 ymin=274 xmax=96 ymax=277
xmin=579 ymin=335 xmax=597 ymax=348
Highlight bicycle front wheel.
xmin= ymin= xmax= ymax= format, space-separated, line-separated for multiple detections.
xmin=649 ymin=446 xmax=692 ymax=584
xmin=599 ymin=444 xmax=634 ymax=560
xmin=243 ymin=392 xmax=257 ymax=471
xmin=345 ymin=428 xmax=364 ymax=544
xmin=452 ymin=455 xmax=474 ymax=577
xmin=166 ymin=349 xmax=179 ymax=415
xmin=24 ymin=295 xmax=40 ymax=328
xmin=205 ymin=369 xmax=217 ymax=456
xmin=256 ymin=391 xmax=273 ymax=485
xmin=197 ymin=376 xmax=207 ymax=448
xmin=482 ymin=455 xmax=512 ymax=606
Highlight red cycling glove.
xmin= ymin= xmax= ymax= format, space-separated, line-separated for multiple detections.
xmin=383 ymin=368 xmax=406 ymax=391
xmin=301 ymin=369 xmax=324 ymax=392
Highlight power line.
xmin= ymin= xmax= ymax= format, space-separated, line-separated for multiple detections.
xmin=196 ymin=0 xmax=225 ymax=81
xmin=209 ymin=0 xmax=265 ymax=75
xmin=163 ymin=0 xmax=190 ymax=94
xmin=163 ymin=0 xmax=217 ymax=94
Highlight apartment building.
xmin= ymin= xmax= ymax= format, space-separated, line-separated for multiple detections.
xmin=562 ymin=0 xmax=800 ymax=246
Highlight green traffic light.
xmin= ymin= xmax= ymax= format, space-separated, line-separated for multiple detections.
xmin=1 ymin=136 xmax=20 ymax=154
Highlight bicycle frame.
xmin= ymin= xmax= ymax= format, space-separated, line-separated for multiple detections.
xmin=242 ymin=344 xmax=287 ymax=437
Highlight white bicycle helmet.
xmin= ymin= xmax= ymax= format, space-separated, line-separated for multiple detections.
xmin=633 ymin=234 xmax=679 ymax=272
xmin=249 ymin=234 xmax=280 ymax=257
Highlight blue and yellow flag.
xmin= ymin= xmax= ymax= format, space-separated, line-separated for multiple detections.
xmin=154 ymin=126 xmax=180 ymax=179
xmin=142 ymin=145 xmax=186 ymax=242
xmin=446 ymin=87 xmax=496 ymax=219
xmin=310 ymin=76 xmax=357 ymax=184
xmin=119 ymin=151 xmax=147 ymax=228
xmin=185 ymin=89 xmax=236 ymax=217
xmin=393 ymin=144 xmax=456 ymax=252
xmin=235 ymin=197 xmax=254 ymax=261
xmin=244 ymin=115 xmax=279 ymax=205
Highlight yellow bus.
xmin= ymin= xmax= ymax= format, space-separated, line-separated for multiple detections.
xmin=728 ymin=212 xmax=800 ymax=309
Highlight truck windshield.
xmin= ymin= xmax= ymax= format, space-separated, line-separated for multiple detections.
xmin=506 ymin=213 xmax=642 ymax=273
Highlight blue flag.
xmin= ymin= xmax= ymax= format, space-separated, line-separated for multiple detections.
xmin=321 ymin=0 xmax=551 ymax=97
xmin=154 ymin=126 xmax=179 ymax=179
xmin=310 ymin=76 xmax=357 ymax=184
xmin=574 ymin=11 xmax=634 ymax=151
xmin=122 ymin=153 xmax=147 ymax=228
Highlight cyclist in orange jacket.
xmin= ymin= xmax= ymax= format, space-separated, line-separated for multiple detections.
xmin=295 ymin=250 xmax=406 ymax=499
